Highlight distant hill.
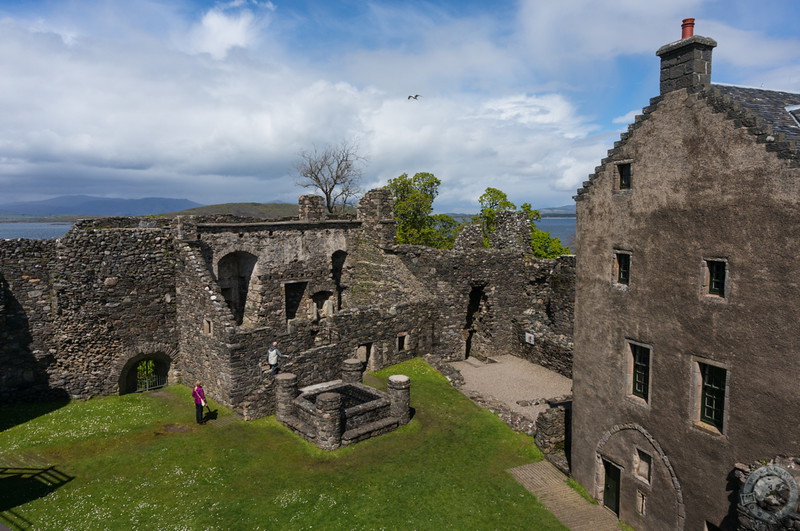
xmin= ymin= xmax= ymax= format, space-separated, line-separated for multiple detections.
xmin=0 ymin=195 xmax=203 ymax=219
xmin=170 ymin=203 xmax=299 ymax=218
xmin=538 ymin=204 xmax=576 ymax=217
xmin=442 ymin=204 xmax=576 ymax=221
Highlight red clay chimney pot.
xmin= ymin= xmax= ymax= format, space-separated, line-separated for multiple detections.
xmin=681 ymin=18 xmax=695 ymax=39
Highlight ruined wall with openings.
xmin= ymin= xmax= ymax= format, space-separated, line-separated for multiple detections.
xmin=0 ymin=188 xmax=575 ymax=418
xmin=391 ymin=246 xmax=574 ymax=377
xmin=0 ymin=219 xmax=179 ymax=402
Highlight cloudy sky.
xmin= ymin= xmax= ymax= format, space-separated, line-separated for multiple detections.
xmin=1 ymin=0 xmax=798 ymax=212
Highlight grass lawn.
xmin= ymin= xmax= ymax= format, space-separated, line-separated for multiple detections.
xmin=0 ymin=358 xmax=566 ymax=530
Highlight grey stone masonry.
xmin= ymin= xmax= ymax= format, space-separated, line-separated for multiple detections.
xmin=454 ymin=224 xmax=484 ymax=250
xmin=275 ymin=373 xmax=298 ymax=422
xmin=341 ymin=358 xmax=364 ymax=384
xmin=734 ymin=457 xmax=800 ymax=531
xmin=315 ymin=392 xmax=343 ymax=450
xmin=387 ymin=374 xmax=411 ymax=425
xmin=1 ymin=187 xmax=574 ymax=417
xmin=490 ymin=210 xmax=531 ymax=252
xmin=656 ymin=35 xmax=717 ymax=95
xmin=298 ymin=195 xmax=327 ymax=222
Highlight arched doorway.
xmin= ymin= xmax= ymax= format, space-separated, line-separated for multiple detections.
xmin=218 ymin=251 xmax=258 ymax=325
xmin=119 ymin=352 xmax=171 ymax=394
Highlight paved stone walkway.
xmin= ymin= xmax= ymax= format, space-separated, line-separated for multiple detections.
xmin=450 ymin=355 xmax=619 ymax=530
xmin=509 ymin=461 xmax=619 ymax=531
xmin=451 ymin=354 xmax=572 ymax=419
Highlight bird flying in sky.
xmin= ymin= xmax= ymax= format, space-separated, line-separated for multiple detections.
xmin=408 ymin=94 xmax=421 ymax=100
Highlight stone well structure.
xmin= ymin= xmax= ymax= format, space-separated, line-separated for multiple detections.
xmin=275 ymin=359 xmax=411 ymax=450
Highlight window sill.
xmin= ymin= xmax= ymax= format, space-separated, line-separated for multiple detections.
xmin=625 ymin=395 xmax=650 ymax=409
xmin=700 ymin=294 xmax=728 ymax=305
xmin=692 ymin=421 xmax=726 ymax=438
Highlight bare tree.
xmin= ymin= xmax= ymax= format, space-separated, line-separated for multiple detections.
xmin=294 ymin=140 xmax=365 ymax=213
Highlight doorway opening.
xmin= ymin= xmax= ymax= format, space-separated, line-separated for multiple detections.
xmin=217 ymin=251 xmax=258 ymax=325
xmin=602 ymin=458 xmax=621 ymax=515
xmin=285 ymin=281 xmax=308 ymax=320
xmin=119 ymin=353 xmax=170 ymax=394
xmin=464 ymin=285 xmax=486 ymax=358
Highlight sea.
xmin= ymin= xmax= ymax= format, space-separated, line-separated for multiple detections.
xmin=0 ymin=218 xmax=577 ymax=247
xmin=0 ymin=222 xmax=73 ymax=240
xmin=535 ymin=218 xmax=576 ymax=248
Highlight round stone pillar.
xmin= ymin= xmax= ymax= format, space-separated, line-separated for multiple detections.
xmin=388 ymin=374 xmax=411 ymax=425
xmin=275 ymin=373 xmax=298 ymax=422
xmin=341 ymin=358 xmax=363 ymax=384
xmin=315 ymin=392 xmax=343 ymax=450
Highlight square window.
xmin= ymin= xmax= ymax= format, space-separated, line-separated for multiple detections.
xmin=618 ymin=163 xmax=632 ymax=190
xmin=615 ymin=252 xmax=631 ymax=285
xmin=635 ymin=449 xmax=652 ymax=482
xmin=706 ymin=260 xmax=726 ymax=297
xmin=699 ymin=363 xmax=726 ymax=430
xmin=630 ymin=344 xmax=650 ymax=401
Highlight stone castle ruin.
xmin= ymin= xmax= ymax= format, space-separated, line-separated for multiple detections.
xmin=0 ymin=189 xmax=574 ymax=419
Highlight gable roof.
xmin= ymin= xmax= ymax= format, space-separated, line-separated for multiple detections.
xmin=712 ymin=84 xmax=800 ymax=146
xmin=574 ymin=84 xmax=800 ymax=201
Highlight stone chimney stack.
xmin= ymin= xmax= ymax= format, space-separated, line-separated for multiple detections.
xmin=656 ymin=18 xmax=717 ymax=95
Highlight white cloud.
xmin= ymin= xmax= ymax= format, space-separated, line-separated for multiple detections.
xmin=0 ymin=0 xmax=797 ymax=212
xmin=185 ymin=7 xmax=260 ymax=59
xmin=612 ymin=110 xmax=639 ymax=125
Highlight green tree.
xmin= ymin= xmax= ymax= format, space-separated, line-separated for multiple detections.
xmin=473 ymin=187 xmax=570 ymax=258
xmin=386 ymin=172 xmax=459 ymax=249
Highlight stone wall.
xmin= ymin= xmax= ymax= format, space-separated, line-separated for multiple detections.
xmin=392 ymin=246 xmax=574 ymax=377
xmin=0 ymin=227 xmax=178 ymax=402
xmin=0 ymin=188 xmax=575 ymax=419
xmin=0 ymin=239 xmax=60 ymax=402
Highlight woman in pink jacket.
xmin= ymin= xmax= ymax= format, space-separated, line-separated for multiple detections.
xmin=192 ymin=381 xmax=207 ymax=425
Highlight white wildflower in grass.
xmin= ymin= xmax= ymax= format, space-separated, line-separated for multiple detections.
xmin=275 ymin=489 xmax=309 ymax=508
xmin=315 ymin=493 xmax=337 ymax=508
xmin=0 ymin=394 xmax=164 ymax=451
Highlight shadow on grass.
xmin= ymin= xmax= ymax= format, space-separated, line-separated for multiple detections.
xmin=0 ymin=399 xmax=70 ymax=432
xmin=202 ymin=408 xmax=219 ymax=423
xmin=0 ymin=466 xmax=74 ymax=529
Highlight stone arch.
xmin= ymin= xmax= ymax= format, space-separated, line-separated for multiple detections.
xmin=217 ymin=251 xmax=258 ymax=325
xmin=113 ymin=343 xmax=179 ymax=395
xmin=595 ymin=422 xmax=685 ymax=529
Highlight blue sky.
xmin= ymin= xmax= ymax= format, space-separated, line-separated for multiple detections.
xmin=0 ymin=0 xmax=798 ymax=212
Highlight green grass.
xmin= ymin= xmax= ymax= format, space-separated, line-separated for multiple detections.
xmin=1 ymin=358 xmax=566 ymax=530
xmin=567 ymin=477 xmax=597 ymax=505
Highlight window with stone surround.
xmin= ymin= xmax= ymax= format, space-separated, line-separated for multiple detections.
xmin=634 ymin=449 xmax=652 ymax=483
xmin=698 ymin=362 xmax=726 ymax=431
xmin=615 ymin=162 xmax=632 ymax=190
xmin=627 ymin=341 xmax=651 ymax=403
xmin=703 ymin=258 xmax=728 ymax=299
xmin=203 ymin=319 xmax=213 ymax=335
xmin=636 ymin=490 xmax=647 ymax=515
xmin=614 ymin=251 xmax=631 ymax=286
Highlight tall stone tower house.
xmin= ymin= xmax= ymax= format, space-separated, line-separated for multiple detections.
xmin=572 ymin=20 xmax=800 ymax=530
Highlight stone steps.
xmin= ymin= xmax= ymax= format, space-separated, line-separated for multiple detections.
xmin=342 ymin=416 xmax=399 ymax=443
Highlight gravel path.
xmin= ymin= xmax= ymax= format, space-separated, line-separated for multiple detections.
xmin=450 ymin=354 xmax=572 ymax=419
